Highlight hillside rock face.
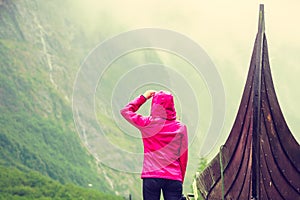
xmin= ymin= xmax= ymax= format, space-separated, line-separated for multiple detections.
xmin=0 ymin=0 xmax=140 ymax=198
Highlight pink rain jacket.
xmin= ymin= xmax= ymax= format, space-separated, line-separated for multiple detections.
xmin=120 ymin=91 xmax=188 ymax=182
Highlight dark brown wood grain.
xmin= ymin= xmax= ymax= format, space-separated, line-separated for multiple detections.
xmin=197 ymin=4 xmax=300 ymax=200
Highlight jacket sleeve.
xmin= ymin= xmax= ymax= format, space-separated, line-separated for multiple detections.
xmin=120 ymin=95 xmax=150 ymax=128
xmin=179 ymin=125 xmax=188 ymax=183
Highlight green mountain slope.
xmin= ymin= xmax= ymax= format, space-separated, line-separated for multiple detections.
xmin=0 ymin=0 xmax=125 ymax=198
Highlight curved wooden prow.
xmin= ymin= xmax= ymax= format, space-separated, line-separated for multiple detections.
xmin=197 ymin=4 xmax=300 ymax=200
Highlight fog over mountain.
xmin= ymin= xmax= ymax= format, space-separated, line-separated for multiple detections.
xmin=1 ymin=0 xmax=299 ymax=199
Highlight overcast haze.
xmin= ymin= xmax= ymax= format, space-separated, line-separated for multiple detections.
xmin=73 ymin=0 xmax=300 ymax=154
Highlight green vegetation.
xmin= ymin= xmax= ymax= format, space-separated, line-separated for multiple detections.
xmin=189 ymin=158 xmax=207 ymax=200
xmin=0 ymin=0 xmax=123 ymax=198
xmin=196 ymin=158 xmax=208 ymax=173
xmin=0 ymin=166 xmax=123 ymax=200
xmin=0 ymin=36 xmax=114 ymax=191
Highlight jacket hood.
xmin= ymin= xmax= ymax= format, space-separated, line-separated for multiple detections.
xmin=151 ymin=91 xmax=176 ymax=120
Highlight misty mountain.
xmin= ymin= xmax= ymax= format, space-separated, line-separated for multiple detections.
xmin=0 ymin=0 xmax=136 ymax=198
xmin=0 ymin=0 xmax=204 ymax=198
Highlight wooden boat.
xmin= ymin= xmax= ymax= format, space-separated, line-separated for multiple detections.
xmin=196 ymin=5 xmax=300 ymax=200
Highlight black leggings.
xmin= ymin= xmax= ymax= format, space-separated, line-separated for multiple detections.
xmin=143 ymin=178 xmax=183 ymax=200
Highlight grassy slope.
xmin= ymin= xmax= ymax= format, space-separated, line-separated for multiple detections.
xmin=0 ymin=166 xmax=122 ymax=200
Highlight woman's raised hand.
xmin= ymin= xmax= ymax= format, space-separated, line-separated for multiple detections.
xmin=143 ymin=90 xmax=156 ymax=99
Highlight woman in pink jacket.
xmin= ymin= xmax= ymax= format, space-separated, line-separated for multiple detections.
xmin=120 ymin=90 xmax=188 ymax=200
